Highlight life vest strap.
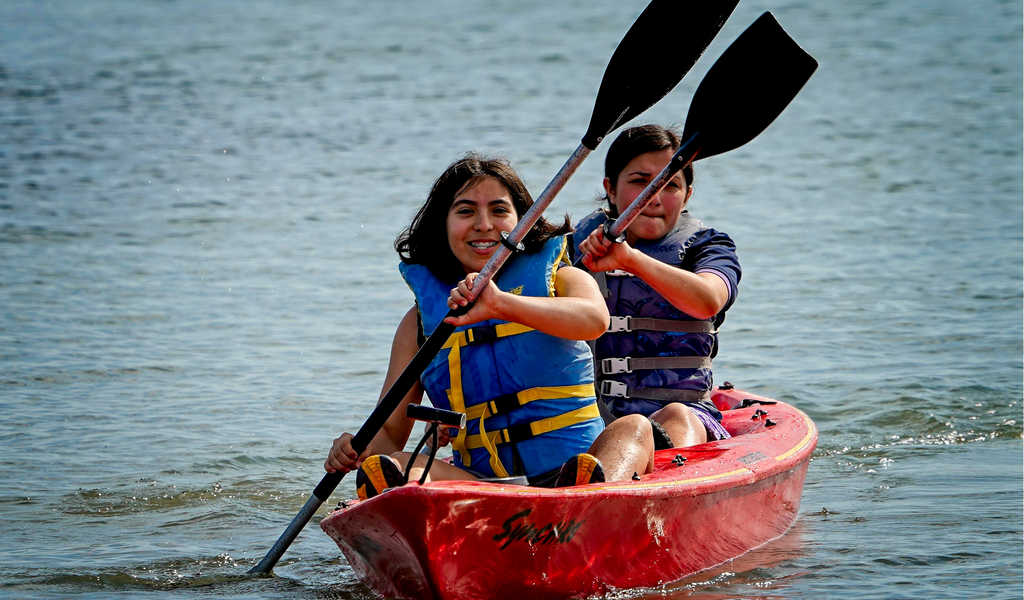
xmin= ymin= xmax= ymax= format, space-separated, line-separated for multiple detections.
xmin=600 ymin=355 xmax=712 ymax=375
xmin=443 ymin=322 xmax=534 ymax=349
xmin=599 ymin=380 xmax=710 ymax=403
xmin=462 ymin=403 xmax=600 ymax=450
xmin=463 ymin=383 xmax=596 ymax=421
xmin=607 ymin=315 xmax=716 ymax=334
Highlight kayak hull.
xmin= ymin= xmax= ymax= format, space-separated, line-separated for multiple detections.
xmin=321 ymin=387 xmax=817 ymax=599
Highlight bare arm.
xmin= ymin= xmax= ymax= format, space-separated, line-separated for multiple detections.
xmin=325 ymin=306 xmax=424 ymax=473
xmin=444 ymin=266 xmax=609 ymax=340
xmin=579 ymin=227 xmax=728 ymax=319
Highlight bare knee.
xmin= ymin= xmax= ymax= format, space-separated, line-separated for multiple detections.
xmin=651 ymin=403 xmax=707 ymax=447
xmin=651 ymin=403 xmax=691 ymax=424
xmin=389 ymin=451 xmax=414 ymax=468
xmin=605 ymin=413 xmax=653 ymax=444
xmin=590 ymin=414 xmax=655 ymax=481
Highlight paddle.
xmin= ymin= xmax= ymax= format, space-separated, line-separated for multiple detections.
xmin=248 ymin=0 xmax=737 ymax=575
xmin=592 ymin=12 xmax=818 ymax=247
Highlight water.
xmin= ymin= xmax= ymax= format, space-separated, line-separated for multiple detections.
xmin=1 ymin=0 xmax=1020 ymax=598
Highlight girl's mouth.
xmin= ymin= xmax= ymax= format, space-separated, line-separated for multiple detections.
xmin=469 ymin=240 xmax=499 ymax=254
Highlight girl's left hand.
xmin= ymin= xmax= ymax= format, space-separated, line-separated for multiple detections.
xmin=444 ymin=272 xmax=505 ymax=326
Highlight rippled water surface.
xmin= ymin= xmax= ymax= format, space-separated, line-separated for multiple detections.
xmin=2 ymin=1 xmax=1021 ymax=598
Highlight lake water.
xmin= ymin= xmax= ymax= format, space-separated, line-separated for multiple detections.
xmin=1 ymin=1 xmax=1021 ymax=598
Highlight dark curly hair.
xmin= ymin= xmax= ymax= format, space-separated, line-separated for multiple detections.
xmin=395 ymin=154 xmax=571 ymax=283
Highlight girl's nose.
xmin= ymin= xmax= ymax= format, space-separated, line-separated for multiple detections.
xmin=475 ymin=213 xmax=492 ymax=231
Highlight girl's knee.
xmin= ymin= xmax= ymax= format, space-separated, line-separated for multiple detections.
xmin=611 ymin=413 xmax=651 ymax=434
xmin=651 ymin=402 xmax=692 ymax=423
xmin=604 ymin=413 xmax=654 ymax=447
xmin=389 ymin=451 xmax=415 ymax=468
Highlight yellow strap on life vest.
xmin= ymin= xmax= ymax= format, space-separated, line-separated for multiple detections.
xmin=442 ymin=322 xmax=535 ymax=349
xmin=546 ymin=238 xmax=567 ymax=297
xmin=445 ymin=322 xmax=533 ymax=468
xmin=445 ymin=343 xmax=470 ymax=466
xmin=462 ymin=383 xmax=596 ymax=421
xmin=472 ymin=383 xmax=595 ymax=478
xmin=462 ymin=402 xmax=601 ymax=451
xmin=477 ymin=406 xmax=509 ymax=477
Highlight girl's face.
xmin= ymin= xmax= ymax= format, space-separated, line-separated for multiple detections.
xmin=604 ymin=149 xmax=692 ymax=243
xmin=446 ymin=176 xmax=519 ymax=273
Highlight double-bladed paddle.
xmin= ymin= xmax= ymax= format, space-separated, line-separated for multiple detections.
xmin=248 ymin=0 xmax=737 ymax=575
xmin=592 ymin=12 xmax=818 ymax=247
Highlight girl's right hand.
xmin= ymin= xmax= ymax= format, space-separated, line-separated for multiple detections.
xmin=444 ymin=272 xmax=505 ymax=327
xmin=579 ymin=227 xmax=633 ymax=273
xmin=324 ymin=432 xmax=360 ymax=474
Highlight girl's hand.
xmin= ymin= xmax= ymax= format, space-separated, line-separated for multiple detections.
xmin=430 ymin=426 xmax=457 ymax=449
xmin=444 ymin=272 xmax=505 ymax=327
xmin=324 ymin=432 xmax=360 ymax=474
xmin=580 ymin=227 xmax=634 ymax=273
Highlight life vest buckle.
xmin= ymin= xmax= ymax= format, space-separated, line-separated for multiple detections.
xmin=599 ymin=380 xmax=629 ymax=398
xmin=466 ymin=324 xmax=498 ymax=345
xmin=607 ymin=316 xmax=632 ymax=333
xmin=601 ymin=357 xmax=632 ymax=375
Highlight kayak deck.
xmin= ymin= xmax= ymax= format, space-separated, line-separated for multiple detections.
xmin=320 ymin=386 xmax=817 ymax=599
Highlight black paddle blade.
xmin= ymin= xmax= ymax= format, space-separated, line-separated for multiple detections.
xmin=683 ymin=12 xmax=818 ymax=160
xmin=581 ymin=0 xmax=739 ymax=150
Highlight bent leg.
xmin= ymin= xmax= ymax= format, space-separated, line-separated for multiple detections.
xmin=588 ymin=414 xmax=655 ymax=482
xmin=390 ymin=451 xmax=479 ymax=484
xmin=650 ymin=403 xmax=708 ymax=448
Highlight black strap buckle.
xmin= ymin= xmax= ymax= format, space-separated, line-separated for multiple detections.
xmin=466 ymin=324 xmax=498 ymax=345
xmin=487 ymin=393 xmax=522 ymax=415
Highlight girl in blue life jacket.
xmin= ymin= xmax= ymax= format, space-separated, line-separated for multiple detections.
xmin=566 ymin=124 xmax=742 ymax=483
xmin=324 ymin=155 xmax=609 ymax=498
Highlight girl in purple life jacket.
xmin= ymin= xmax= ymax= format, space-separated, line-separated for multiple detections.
xmin=566 ymin=124 xmax=742 ymax=483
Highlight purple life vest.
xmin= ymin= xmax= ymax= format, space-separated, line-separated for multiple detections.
xmin=572 ymin=209 xmax=722 ymax=421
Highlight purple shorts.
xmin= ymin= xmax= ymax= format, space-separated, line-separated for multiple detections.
xmin=647 ymin=402 xmax=731 ymax=450
xmin=688 ymin=402 xmax=731 ymax=441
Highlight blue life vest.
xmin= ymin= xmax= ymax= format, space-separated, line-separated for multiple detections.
xmin=399 ymin=236 xmax=602 ymax=479
xmin=572 ymin=209 xmax=722 ymax=421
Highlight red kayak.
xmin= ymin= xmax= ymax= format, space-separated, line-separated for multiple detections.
xmin=320 ymin=385 xmax=817 ymax=599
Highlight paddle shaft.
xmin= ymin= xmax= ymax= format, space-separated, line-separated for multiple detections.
xmin=248 ymin=311 xmax=454 ymax=574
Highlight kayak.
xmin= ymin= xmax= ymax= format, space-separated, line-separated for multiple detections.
xmin=320 ymin=384 xmax=817 ymax=599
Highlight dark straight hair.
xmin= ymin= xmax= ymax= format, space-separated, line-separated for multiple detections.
xmin=395 ymin=154 xmax=571 ymax=283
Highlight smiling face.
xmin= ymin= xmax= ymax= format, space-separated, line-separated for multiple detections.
xmin=446 ymin=176 xmax=519 ymax=273
xmin=605 ymin=148 xmax=692 ymax=243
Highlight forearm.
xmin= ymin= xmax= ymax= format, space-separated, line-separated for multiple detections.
xmin=623 ymin=250 xmax=727 ymax=319
xmin=492 ymin=292 xmax=608 ymax=340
